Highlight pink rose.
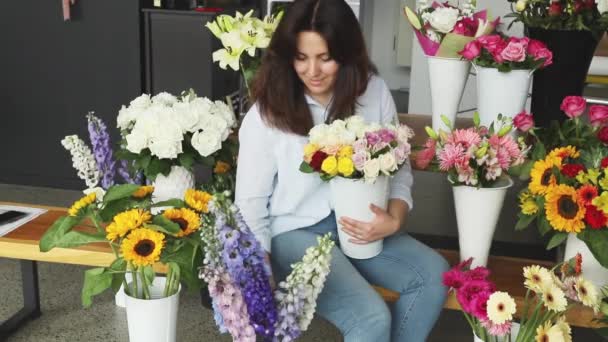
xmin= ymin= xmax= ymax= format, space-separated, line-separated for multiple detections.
xmin=500 ymin=41 xmax=527 ymax=62
xmin=513 ymin=111 xmax=535 ymax=132
xmin=534 ymin=48 xmax=553 ymax=67
xmin=589 ymin=105 xmax=608 ymax=126
xmin=352 ymin=151 xmax=368 ymax=171
xmin=477 ymin=35 xmax=505 ymax=55
xmin=459 ymin=40 xmax=482 ymax=60
xmin=560 ymin=96 xmax=587 ymax=118
xmin=508 ymin=36 xmax=530 ymax=50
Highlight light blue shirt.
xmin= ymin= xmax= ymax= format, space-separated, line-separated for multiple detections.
xmin=235 ymin=75 xmax=414 ymax=252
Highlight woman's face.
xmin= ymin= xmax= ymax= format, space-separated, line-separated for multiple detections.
xmin=293 ymin=31 xmax=340 ymax=102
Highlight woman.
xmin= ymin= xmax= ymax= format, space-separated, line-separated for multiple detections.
xmin=235 ymin=0 xmax=449 ymax=341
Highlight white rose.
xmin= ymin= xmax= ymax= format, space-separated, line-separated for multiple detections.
xmin=129 ymin=94 xmax=151 ymax=110
xmin=207 ymin=115 xmax=230 ymax=140
xmin=379 ymin=153 xmax=397 ymax=175
xmin=149 ymin=139 xmax=182 ymax=159
xmin=126 ymin=131 xmax=149 ymax=154
xmin=151 ymin=92 xmax=177 ymax=106
xmin=117 ymin=105 xmax=139 ymax=131
xmin=148 ymin=118 xmax=184 ymax=159
xmin=598 ymin=0 xmax=608 ymax=14
xmin=428 ymin=7 xmax=459 ymax=33
xmin=191 ymin=129 xmax=223 ymax=157
xmin=172 ymin=101 xmax=200 ymax=132
xmin=346 ymin=115 xmax=367 ymax=138
xmin=213 ymin=100 xmax=236 ymax=128
xmin=363 ymin=159 xmax=380 ymax=182
xmin=309 ymin=124 xmax=330 ymax=145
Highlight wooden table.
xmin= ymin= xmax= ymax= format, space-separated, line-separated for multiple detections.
xmin=0 ymin=202 xmax=603 ymax=338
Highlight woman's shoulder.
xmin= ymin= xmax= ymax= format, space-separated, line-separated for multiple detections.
xmin=362 ymin=74 xmax=391 ymax=98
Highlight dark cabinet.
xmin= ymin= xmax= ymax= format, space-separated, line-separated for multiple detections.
xmin=142 ymin=9 xmax=239 ymax=100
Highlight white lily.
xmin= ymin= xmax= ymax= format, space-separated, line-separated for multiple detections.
xmin=474 ymin=18 xmax=490 ymax=38
xmin=206 ymin=21 xmax=223 ymax=39
xmin=261 ymin=10 xmax=283 ymax=33
xmin=235 ymin=9 xmax=254 ymax=22
xmin=239 ymin=21 xmax=270 ymax=56
xmin=212 ymin=46 xmax=242 ymax=71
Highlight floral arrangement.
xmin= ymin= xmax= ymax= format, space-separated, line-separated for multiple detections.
xmin=61 ymin=112 xmax=142 ymax=190
xmin=507 ymin=0 xmax=606 ymax=35
xmin=298 ymin=115 xmax=413 ymax=183
xmin=403 ymin=0 xmax=498 ymax=58
xmin=417 ymin=114 xmax=529 ymax=187
xmin=200 ymin=193 xmax=334 ymax=341
xmin=515 ymin=97 xmax=608 ymax=267
xmin=39 ymin=184 xmax=213 ymax=305
xmin=115 ymin=90 xmax=237 ymax=181
xmin=459 ymin=34 xmax=553 ymax=72
xmin=444 ymin=255 xmax=599 ymax=341
xmin=207 ymin=9 xmax=284 ymax=90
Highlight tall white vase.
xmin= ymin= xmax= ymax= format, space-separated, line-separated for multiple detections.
xmin=452 ymin=177 xmax=513 ymax=268
xmin=564 ymin=233 xmax=608 ymax=287
xmin=329 ymin=176 xmax=389 ymax=259
xmin=125 ymin=277 xmax=180 ymax=342
xmin=475 ymin=65 xmax=533 ymax=128
xmin=427 ymin=56 xmax=471 ymax=132
xmin=152 ymin=165 xmax=195 ymax=213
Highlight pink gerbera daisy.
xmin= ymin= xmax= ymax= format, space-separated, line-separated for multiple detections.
xmin=447 ymin=128 xmax=482 ymax=149
xmin=438 ymin=143 xmax=466 ymax=171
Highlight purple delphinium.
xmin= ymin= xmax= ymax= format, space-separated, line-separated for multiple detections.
xmin=86 ymin=112 xmax=116 ymax=189
xmin=117 ymin=160 xmax=143 ymax=184
xmin=273 ymin=283 xmax=308 ymax=342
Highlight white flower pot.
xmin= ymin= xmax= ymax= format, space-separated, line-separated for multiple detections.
xmin=152 ymin=165 xmax=195 ymax=213
xmin=427 ymin=56 xmax=471 ymax=132
xmin=329 ymin=176 xmax=389 ymax=259
xmin=564 ymin=233 xmax=608 ymax=287
xmin=115 ymin=272 xmax=133 ymax=307
xmin=452 ymin=177 xmax=513 ymax=268
xmin=473 ymin=322 xmax=520 ymax=342
xmin=125 ymin=277 xmax=180 ymax=342
xmin=474 ymin=65 xmax=533 ymax=128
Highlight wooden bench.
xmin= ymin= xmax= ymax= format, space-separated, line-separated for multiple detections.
xmin=0 ymin=202 xmax=603 ymax=331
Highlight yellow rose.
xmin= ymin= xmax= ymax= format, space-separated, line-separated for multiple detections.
xmin=321 ymin=156 xmax=339 ymax=176
xmin=303 ymin=143 xmax=319 ymax=162
xmin=337 ymin=145 xmax=354 ymax=158
xmin=337 ymin=157 xmax=355 ymax=177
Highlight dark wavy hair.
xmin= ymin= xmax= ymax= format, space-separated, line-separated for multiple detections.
xmin=251 ymin=0 xmax=377 ymax=136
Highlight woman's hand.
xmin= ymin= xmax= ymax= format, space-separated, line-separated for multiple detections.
xmin=338 ymin=203 xmax=400 ymax=244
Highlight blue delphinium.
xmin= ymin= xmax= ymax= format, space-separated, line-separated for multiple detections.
xmin=86 ymin=112 xmax=115 ymax=189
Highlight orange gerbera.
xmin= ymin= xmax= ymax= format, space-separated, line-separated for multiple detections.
xmin=577 ymin=185 xmax=599 ymax=206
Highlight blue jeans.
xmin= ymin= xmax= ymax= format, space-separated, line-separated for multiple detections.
xmin=271 ymin=213 xmax=449 ymax=342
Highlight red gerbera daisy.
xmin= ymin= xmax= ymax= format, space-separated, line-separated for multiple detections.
xmin=577 ymin=185 xmax=599 ymax=206
xmin=584 ymin=205 xmax=608 ymax=229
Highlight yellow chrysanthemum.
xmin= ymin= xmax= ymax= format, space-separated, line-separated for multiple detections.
xmin=548 ymin=146 xmax=580 ymax=160
xmin=163 ymin=208 xmax=201 ymax=237
xmin=214 ymin=161 xmax=231 ymax=174
xmin=132 ymin=185 xmax=154 ymax=198
xmin=486 ymin=291 xmax=516 ymax=325
xmin=185 ymin=189 xmax=213 ymax=213
xmin=544 ymin=185 xmax=585 ymax=233
xmin=68 ymin=193 xmax=96 ymax=217
xmin=105 ymin=209 xmax=152 ymax=241
xmin=303 ymin=143 xmax=319 ymax=163
xmin=575 ymin=277 xmax=600 ymax=312
xmin=541 ymin=284 xmax=568 ymax=312
xmin=523 ymin=265 xmax=553 ymax=293
xmin=337 ymin=157 xmax=355 ymax=177
xmin=535 ymin=320 xmax=566 ymax=342
xmin=321 ymin=156 xmax=338 ymax=176
xmin=529 ymin=156 xmax=561 ymax=195
xmin=121 ymin=228 xmax=164 ymax=267
xmin=337 ymin=145 xmax=354 ymax=158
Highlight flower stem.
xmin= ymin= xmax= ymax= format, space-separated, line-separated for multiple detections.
xmin=140 ymin=267 xmax=151 ymax=300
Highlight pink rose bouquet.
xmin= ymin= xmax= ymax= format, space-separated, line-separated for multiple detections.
xmin=459 ymin=34 xmax=553 ymax=72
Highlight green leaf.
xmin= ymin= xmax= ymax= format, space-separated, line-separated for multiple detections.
xmin=151 ymin=199 xmax=186 ymax=208
xmin=39 ymin=215 xmax=82 ymax=252
xmin=136 ymin=153 xmax=152 ymax=170
xmin=538 ymin=216 xmax=552 ymax=236
xmin=82 ymin=267 xmax=112 ymax=308
xmin=178 ymin=153 xmax=195 ymax=170
xmin=49 ymin=230 xmax=107 ymax=249
xmin=151 ymin=216 xmax=181 ymax=235
xmin=103 ymin=184 xmax=141 ymax=202
xmin=531 ymin=143 xmax=547 ymax=161
xmin=145 ymin=158 xmax=172 ymax=181
xmin=546 ymin=232 xmax=568 ymax=250
xmin=143 ymin=265 xmax=155 ymax=286
xmin=515 ymin=212 xmax=536 ymax=231
xmin=109 ymin=258 xmax=127 ymax=294
xmin=299 ymin=161 xmax=314 ymax=173
xmin=577 ymin=229 xmax=608 ymax=268
xmin=200 ymin=156 xmax=215 ymax=167
xmin=99 ymin=197 xmax=139 ymax=222
xmin=436 ymin=33 xmax=474 ymax=58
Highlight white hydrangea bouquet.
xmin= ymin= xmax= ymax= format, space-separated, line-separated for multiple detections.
xmin=300 ymin=115 xmax=413 ymax=259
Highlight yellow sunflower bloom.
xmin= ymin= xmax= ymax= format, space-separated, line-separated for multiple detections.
xmin=321 ymin=156 xmax=338 ymax=176
xmin=121 ymin=228 xmax=164 ymax=267
xmin=132 ymin=185 xmax=154 ymax=198
xmin=544 ymin=185 xmax=585 ymax=233
xmin=548 ymin=146 xmax=579 ymax=160
xmin=593 ymin=192 xmax=608 ymax=214
xmin=337 ymin=145 xmax=354 ymax=158
xmin=185 ymin=189 xmax=213 ymax=213
xmin=337 ymin=157 xmax=355 ymax=177
xmin=68 ymin=193 xmax=97 ymax=216
xmin=214 ymin=161 xmax=231 ymax=174
xmin=529 ymin=156 xmax=561 ymax=195
xmin=106 ymin=209 xmax=152 ymax=241
xmin=163 ymin=208 xmax=201 ymax=237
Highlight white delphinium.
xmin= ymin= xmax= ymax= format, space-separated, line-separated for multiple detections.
xmin=61 ymin=135 xmax=100 ymax=188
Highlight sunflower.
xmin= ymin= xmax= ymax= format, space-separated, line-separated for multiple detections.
xmin=68 ymin=193 xmax=96 ymax=216
xmin=529 ymin=156 xmax=561 ymax=195
xmin=541 ymin=284 xmax=567 ymax=312
xmin=548 ymin=146 xmax=580 ymax=160
xmin=163 ymin=208 xmax=201 ymax=237
xmin=486 ymin=291 xmax=516 ymax=325
xmin=544 ymin=185 xmax=586 ymax=233
xmin=577 ymin=184 xmax=598 ymax=206
xmin=106 ymin=209 xmax=152 ymax=240
xmin=121 ymin=228 xmax=164 ymax=267
xmin=575 ymin=277 xmax=600 ymax=312
xmin=185 ymin=189 xmax=213 ymax=213
xmin=523 ymin=265 xmax=553 ymax=293
xmin=214 ymin=161 xmax=231 ymax=174
xmin=132 ymin=185 xmax=154 ymax=198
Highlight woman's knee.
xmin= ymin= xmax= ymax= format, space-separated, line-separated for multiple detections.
xmin=343 ymin=301 xmax=391 ymax=341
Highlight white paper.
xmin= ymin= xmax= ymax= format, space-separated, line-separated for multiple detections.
xmin=0 ymin=205 xmax=48 ymax=237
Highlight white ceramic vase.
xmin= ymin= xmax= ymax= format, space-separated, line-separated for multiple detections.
xmin=427 ymin=56 xmax=471 ymax=132
xmin=452 ymin=177 xmax=513 ymax=268
xmin=329 ymin=176 xmax=389 ymax=259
